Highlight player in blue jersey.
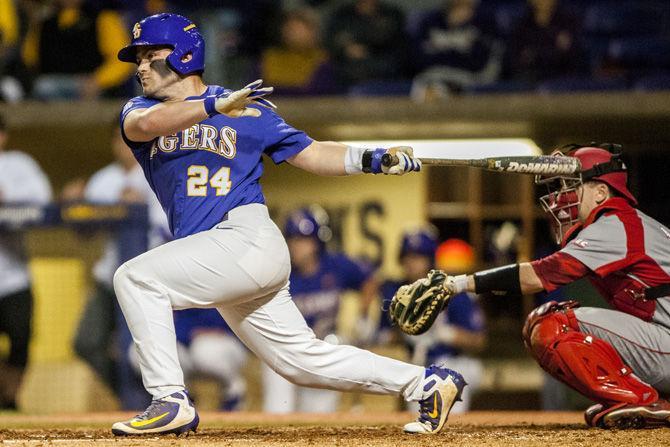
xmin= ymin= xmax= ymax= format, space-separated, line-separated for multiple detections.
xmin=111 ymin=13 xmax=464 ymax=436
xmin=379 ymin=230 xmax=486 ymax=413
xmin=262 ymin=206 xmax=376 ymax=413
xmin=172 ymin=309 xmax=248 ymax=410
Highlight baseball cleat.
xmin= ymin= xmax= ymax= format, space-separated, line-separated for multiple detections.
xmin=112 ymin=390 xmax=199 ymax=436
xmin=598 ymin=399 xmax=670 ymax=429
xmin=403 ymin=365 xmax=466 ymax=434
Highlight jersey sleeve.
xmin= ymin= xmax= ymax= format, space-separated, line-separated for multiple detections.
xmin=262 ymin=110 xmax=313 ymax=164
xmin=560 ymin=214 xmax=635 ymax=277
xmin=445 ymin=293 xmax=485 ymax=332
xmin=119 ymin=96 xmax=161 ymax=146
xmin=531 ymin=251 xmax=591 ymax=292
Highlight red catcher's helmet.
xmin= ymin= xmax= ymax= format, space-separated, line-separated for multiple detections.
xmin=570 ymin=145 xmax=637 ymax=206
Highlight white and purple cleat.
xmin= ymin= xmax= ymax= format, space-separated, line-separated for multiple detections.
xmin=112 ymin=390 xmax=199 ymax=436
xmin=404 ymin=365 xmax=466 ymax=434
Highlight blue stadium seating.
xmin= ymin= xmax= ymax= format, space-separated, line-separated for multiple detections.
xmin=537 ymin=76 xmax=628 ymax=93
xmin=583 ymin=3 xmax=669 ymax=36
xmin=348 ymin=80 xmax=413 ymax=97
xmin=464 ymin=80 xmax=534 ymax=95
xmin=634 ymin=72 xmax=670 ymax=91
xmin=608 ymin=37 xmax=670 ymax=69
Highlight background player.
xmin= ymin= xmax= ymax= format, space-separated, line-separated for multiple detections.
xmin=262 ymin=205 xmax=376 ymax=413
xmin=399 ymin=144 xmax=670 ymax=428
xmin=65 ymin=126 xmax=170 ymax=395
xmin=0 ymin=112 xmax=52 ymax=410
xmin=379 ymin=229 xmax=486 ymax=413
xmin=111 ymin=13 xmax=464 ymax=436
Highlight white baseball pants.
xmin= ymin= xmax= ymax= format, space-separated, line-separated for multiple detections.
xmin=114 ymin=204 xmax=425 ymax=402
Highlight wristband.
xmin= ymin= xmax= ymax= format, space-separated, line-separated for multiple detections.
xmin=203 ymin=95 xmax=218 ymax=117
xmin=451 ymin=274 xmax=468 ymax=294
xmin=361 ymin=148 xmax=386 ymax=174
xmin=344 ymin=146 xmax=366 ymax=175
xmin=473 ymin=263 xmax=521 ymax=296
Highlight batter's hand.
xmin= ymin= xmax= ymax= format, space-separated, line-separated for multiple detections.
xmin=215 ymin=79 xmax=276 ymax=118
xmin=383 ymin=146 xmax=421 ymax=175
xmin=367 ymin=147 xmax=421 ymax=175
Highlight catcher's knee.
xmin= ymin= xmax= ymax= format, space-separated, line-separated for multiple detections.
xmin=522 ymin=302 xmax=657 ymax=405
xmin=522 ymin=301 xmax=581 ymax=361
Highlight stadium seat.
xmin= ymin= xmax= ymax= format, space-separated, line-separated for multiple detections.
xmin=608 ymin=37 xmax=670 ymax=69
xmin=633 ymin=72 xmax=670 ymax=91
xmin=536 ymin=76 xmax=628 ymax=93
xmin=583 ymin=3 xmax=669 ymax=36
xmin=348 ymin=80 xmax=413 ymax=97
xmin=464 ymin=80 xmax=534 ymax=95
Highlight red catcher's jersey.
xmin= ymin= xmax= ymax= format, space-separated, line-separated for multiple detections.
xmin=532 ymin=198 xmax=670 ymax=326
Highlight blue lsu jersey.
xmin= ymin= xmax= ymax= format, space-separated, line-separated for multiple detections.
xmin=291 ymin=252 xmax=373 ymax=339
xmin=380 ymin=280 xmax=485 ymax=358
xmin=173 ymin=308 xmax=234 ymax=346
xmin=120 ymin=85 xmax=313 ymax=238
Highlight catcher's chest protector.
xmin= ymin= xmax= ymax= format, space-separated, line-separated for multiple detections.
xmin=523 ymin=305 xmax=658 ymax=406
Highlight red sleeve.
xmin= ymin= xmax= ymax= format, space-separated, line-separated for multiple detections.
xmin=530 ymin=251 xmax=591 ymax=292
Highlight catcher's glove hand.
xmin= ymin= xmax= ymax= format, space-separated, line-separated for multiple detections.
xmin=389 ymin=269 xmax=454 ymax=335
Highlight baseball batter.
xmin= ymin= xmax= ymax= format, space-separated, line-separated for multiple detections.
xmin=402 ymin=144 xmax=670 ymax=428
xmin=111 ymin=13 xmax=464 ymax=436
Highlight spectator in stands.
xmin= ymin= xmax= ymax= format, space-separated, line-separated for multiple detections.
xmin=258 ymin=8 xmax=338 ymax=95
xmin=22 ymin=0 xmax=134 ymax=100
xmin=411 ymin=0 xmax=502 ymax=99
xmin=262 ymin=206 xmax=377 ymax=413
xmin=65 ymin=126 xmax=170 ymax=394
xmin=378 ymin=229 xmax=486 ymax=413
xmin=325 ymin=0 xmax=409 ymax=89
xmin=170 ymin=309 xmax=248 ymax=411
xmin=503 ymin=0 xmax=586 ymax=84
xmin=0 ymin=112 xmax=52 ymax=410
xmin=0 ymin=0 xmax=24 ymax=102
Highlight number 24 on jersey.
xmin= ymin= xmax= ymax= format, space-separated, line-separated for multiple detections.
xmin=187 ymin=165 xmax=232 ymax=196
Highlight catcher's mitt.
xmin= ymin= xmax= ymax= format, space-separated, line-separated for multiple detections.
xmin=388 ymin=269 xmax=453 ymax=335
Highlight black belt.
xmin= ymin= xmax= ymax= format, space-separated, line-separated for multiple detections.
xmin=646 ymin=283 xmax=670 ymax=300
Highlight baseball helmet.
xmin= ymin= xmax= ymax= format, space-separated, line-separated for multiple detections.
xmin=569 ymin=144 xmax=636 ymax=205
xmin=435 ymin=239 xmax=475 ymax=274
xmin=117 ymin=13 xmax=205 ymax=75
xmin=284 ymin=206 xmax=332 ymax=246
xmin=399 ymin=227 xmax=439 ymax=260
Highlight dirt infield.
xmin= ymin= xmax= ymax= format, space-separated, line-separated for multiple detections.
xmin=1 ymin=411 xmax=668 ymax=447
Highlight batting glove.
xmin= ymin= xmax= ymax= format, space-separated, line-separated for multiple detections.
xmin=366 ymin=146 xmax=422 ymax=175
xmin=211 ymin=79 xmax=276 ymax=118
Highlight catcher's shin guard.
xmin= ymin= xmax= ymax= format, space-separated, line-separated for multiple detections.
xmin=522 ymin=301 xmax=658 ymax=406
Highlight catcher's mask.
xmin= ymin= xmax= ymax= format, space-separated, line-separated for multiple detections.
xmin=536 ymin=143 xmax=633 ymax=244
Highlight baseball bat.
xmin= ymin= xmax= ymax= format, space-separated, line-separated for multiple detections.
xmin=381 ymin=153 xmax=582 ymax=175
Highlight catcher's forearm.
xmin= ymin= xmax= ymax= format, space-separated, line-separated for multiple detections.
xmin=455 ymin=262 xmax=543 ymax=296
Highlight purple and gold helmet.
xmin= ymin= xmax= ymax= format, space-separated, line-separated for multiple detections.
xmin=284 ymin=206 xmax=332 ymax=247
xmin=117 ymin=13 xmax=205 ymax=75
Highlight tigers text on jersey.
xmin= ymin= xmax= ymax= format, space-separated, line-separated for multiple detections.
xmin=120 ymin=85 xmax=313 ymax=238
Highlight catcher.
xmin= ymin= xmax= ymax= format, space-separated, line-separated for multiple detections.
xmin=390 ymin=143 xmax=670 ymax=429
